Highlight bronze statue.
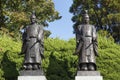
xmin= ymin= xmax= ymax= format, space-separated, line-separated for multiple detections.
xmin=21 ymin=12 xmax=44 ymax=70
xmin=74 ymin=10 xmax=98 ymax=71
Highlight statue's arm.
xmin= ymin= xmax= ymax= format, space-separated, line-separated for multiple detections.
xmin=21 ymin=27 xmax=27 ymax=54
xmin=92 ymin=26 xmax=97 ymax=41
xmin=37 ymin=25 xmax=44 ymax=42
xmin=76 ymin=25 xmax=82 ymax=42
xmin=74 ymin=25 xmax=83 ymax=55
xmin=38 ymin=25 xmax=44 ymax=58
xmin=92 ymin=26 xmax=99 ymax=56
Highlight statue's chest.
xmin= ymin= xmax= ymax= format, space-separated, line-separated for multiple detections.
xmin=81 ymin=25 xmax=92 ymax=37
xmin=26 ymin=25 xmax=39 ymax=35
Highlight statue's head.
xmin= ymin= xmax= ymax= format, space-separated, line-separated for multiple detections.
xmin=30 ymin=11 xmax=37 ymax=24
xmin=83 ymin=10 xmax=89 ymax=24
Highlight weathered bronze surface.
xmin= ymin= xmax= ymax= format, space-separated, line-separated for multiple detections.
xmin=21 ymin=12 xmax=44 ymax=70
xmin=74 ymin=10 xmax=98 ymax=71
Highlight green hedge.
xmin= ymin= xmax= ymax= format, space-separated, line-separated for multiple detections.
xmin=0 ymin=35 xmax=22 ymax=80
xmin=0 ymin=34 xmax=120 ymax=80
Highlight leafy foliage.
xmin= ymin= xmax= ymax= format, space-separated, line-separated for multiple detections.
xmin=98 ymin=32 xmax=120 ymax=80
xmin=0 ymin=34 xmax=120 ymax=80
xmin=70 ymin=0 xmax=120 ymax=42
xmin=43 ymin=38 xmax=77 ymax=80
xmin=0 ymin=0 xmax=60 ymax=38
xmin=0 ymin=35 xmax=22 ymax=80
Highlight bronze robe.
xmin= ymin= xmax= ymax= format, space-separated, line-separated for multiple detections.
xmin=22 ymin=23 xmax=44 ymax=64
xmin=75 ymin=24 xmax=98 ymax=65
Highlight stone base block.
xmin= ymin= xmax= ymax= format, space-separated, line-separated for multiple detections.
xmin=75 ymin=76 xmax=103 ymax=80
xmin=19 ymin=70 xmax=44 ymax=76
xmin=77 ymin=71 xmax=101 ymax=76
xmin=75 ymin=71 xmax=103 ymax=80
xmin=18 ymin=76 xmax=47 ymax=80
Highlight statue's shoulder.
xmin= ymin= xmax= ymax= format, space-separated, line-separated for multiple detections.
xmin=77 ymin=25 xmax=83 ymax=28
xmin=88 ymin=24 xmax=95 ymax=29
xmin=77 ymin=25 xmax=84 ymax=30
xmin=37 ymin=24 xmax=44 ymax=30
xmin=23 ymin=25 xmax=29 ymax=31
xmin=25 ymin=24 xmax=31 ymax=29
xmin=39 ymin=24 xmax=44 ymax=27
xmin=91 ymin=25 xmax=96 ymax=29
xmin=89 ymin=24 xmax=94 ymax=27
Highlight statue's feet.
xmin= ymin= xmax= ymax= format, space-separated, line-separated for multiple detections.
xmin=23 ymin=64 xmax=40 ymax=70
xmin=33 ymin=64 xmax=38 ymax=70
xmin=23 ymin=65 xmax=27 ymax=70
xmin=26 ymin=64 xmax=32 ymax=70
xmin=81 ymin=64 xmax=88 ymax=71
xmin=88 ymin=64 xmax=95 ymax=71
xmin=33 ymin=64 xmax=40 ymax=70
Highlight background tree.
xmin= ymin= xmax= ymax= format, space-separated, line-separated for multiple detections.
xmin=69 ymin=0 xmax=120 ymax=43
xmin=0 ymin=0 xmax=61 ymax=38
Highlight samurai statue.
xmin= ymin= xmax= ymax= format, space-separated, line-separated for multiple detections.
xmin=74 ymin=10 xmax=98 ymax=71
xmin=21 ymin=11 xmax=44 ymax=70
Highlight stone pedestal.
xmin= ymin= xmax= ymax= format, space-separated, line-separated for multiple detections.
xmin=18 ymin=76 xmax=47 ymax=80
xmin=18 ymin=70 xmax=47 ymax=80
xmin=19 ymin=70 xmax=44 ymax=76
xmin=75 ymin=71 xmax=103 ymax=80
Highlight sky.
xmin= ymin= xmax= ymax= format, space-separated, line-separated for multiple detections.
xmin=45 ymin=0 xmax=75 ymax=40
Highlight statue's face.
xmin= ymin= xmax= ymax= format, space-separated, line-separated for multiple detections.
xmin=84 ymin=16 xmax=89 ymax=24
xmin=30 ymin=16 xmax=36 ymax=24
